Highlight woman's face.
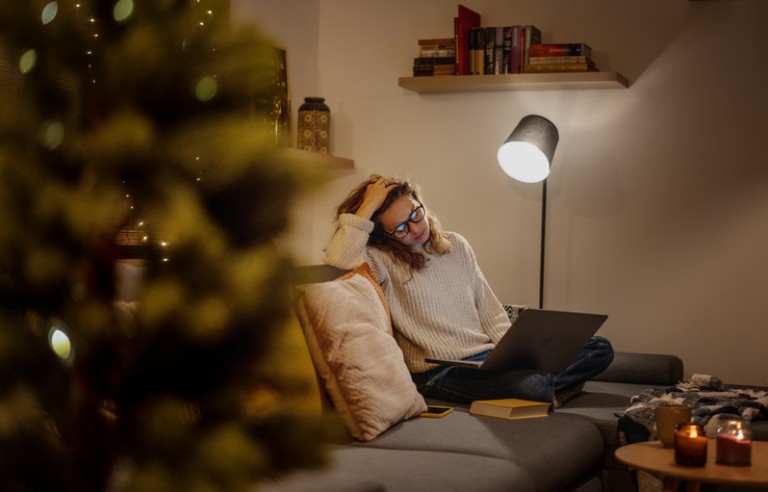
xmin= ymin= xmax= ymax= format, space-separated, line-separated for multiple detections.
xmin=379 ymin=195 xmax=430 ymax=247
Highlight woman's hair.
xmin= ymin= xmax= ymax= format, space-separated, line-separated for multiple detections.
xmin=335 ymin=175 xmax=452 ymax=270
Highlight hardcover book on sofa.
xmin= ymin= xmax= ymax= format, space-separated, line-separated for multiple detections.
xmin=469 ymin=398 xmax=550 ymax=420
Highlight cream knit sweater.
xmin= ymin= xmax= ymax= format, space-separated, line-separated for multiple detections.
xmin=323 ymin=213 xmax=512 ymax=373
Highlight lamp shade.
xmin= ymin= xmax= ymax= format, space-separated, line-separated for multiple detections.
xmin=497 ymin=115 xmax=559 ymax=183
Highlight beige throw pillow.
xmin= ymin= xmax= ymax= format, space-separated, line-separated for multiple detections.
xmin=297 ymin=264 xmax=427 ymax=441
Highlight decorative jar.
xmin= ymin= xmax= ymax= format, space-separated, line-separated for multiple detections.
xmin=716 ymin=417 xmax=752 ymax=466
xmin=297 ymin=97 xmax=330 ymax=153
xmin=674 ymin=423 xmax=707 ymax=466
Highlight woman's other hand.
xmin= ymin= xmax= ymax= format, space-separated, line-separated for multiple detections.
xmin=355 ymin=176 xmax=395 ymax=219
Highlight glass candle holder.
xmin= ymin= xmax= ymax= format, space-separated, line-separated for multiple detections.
xmin=716 ymin=417 xmax=752 ymax=466
xmin=674 ymin=423 xmax=707 ymax=466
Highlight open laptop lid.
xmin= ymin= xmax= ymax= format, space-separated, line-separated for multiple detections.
xmin=424 ymin=309 xmax=607 ymax=373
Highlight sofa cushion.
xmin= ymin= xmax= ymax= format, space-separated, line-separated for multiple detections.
xmin=296 ymin=264 xmax=426 ymax=441
xmin=593 ymin=352 xmax=683 ymax=385
xmin=258 ymin=445 xmax=535 ymax=492
xmin=353 ymin=406 xmax=604 ymax=492
xmin=558 ymin=381 xmax=650 ymax=472
xmin=560 ymin=381 xmax=651 ymax=428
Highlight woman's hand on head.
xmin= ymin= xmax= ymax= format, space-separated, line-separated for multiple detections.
xmin=355 ymin=176 xmax=395 ymax=219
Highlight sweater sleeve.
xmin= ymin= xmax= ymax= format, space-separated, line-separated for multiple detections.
xmin=322 ymin=213 xmax=374 ymax=270
xmin=477 ymin=271 xmax=512 ymax=344
xmin=460 ymin=236 xmax=511 ymax=344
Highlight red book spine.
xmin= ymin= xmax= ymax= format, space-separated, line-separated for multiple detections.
xmin=457 ymin=5 xmax=481 ymax=75
xmin=529 ymin=43 xmax=592 ymax=57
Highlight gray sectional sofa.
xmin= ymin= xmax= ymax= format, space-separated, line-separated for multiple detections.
xmin=260 ymin=266 xmax=763 ymax=492
xmin=260 ymin=351 xmax=683 ymax=492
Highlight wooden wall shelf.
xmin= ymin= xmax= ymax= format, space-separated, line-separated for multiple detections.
xmin=277 ymin=147 xmax=354 ymax=169
xmin=398 ymin=71 xmax=629 ymax=93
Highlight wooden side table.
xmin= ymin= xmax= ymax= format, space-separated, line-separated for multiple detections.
xmin=615 ymin=440 xmax=768 ymax=492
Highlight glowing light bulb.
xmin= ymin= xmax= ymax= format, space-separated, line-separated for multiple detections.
xmin=195 ymin=76 xmax=217 ymax=102
xmin=113 ymin=0 xmax=134 ymax=22
xmin=497 ymin=141 xmax=550 ymax=183
xmin=42 ymin=121 xmax=64 ymax=149
xmin=19 ymin=50 xmax=37 ymax=74
xmin=48 ymin=325 xmax=74 ymax=362
xmin=41 ymin=2 xmax=58 ymax=24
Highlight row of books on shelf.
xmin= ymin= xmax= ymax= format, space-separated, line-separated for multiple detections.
xmin=411 ymin=4 xmax=597 ymax=77
xmin=413 ymin=37 xmax=457 ymax=76
xmin=412 ymin=40 xmax=595 ymax=76
xmin=466 ymin=25 xmax=542 ymax=75
xmin=528 ymin=45 xmax=596 ymax=73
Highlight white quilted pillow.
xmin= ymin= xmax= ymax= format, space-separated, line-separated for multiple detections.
xmin=298 ymin=264 xmax=427 ymax=441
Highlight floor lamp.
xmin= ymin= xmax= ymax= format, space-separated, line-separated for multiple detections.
xmin=496 ymin=115 xmax=559 ymax=309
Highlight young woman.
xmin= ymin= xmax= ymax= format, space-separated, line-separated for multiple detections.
xmin=323 ymin=174 xmax=613 ymax=406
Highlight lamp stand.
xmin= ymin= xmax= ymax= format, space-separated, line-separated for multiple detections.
xmin=538 ymin=179 xmax=547 ymax=309
xmin=496 ymin=114 xmax=558 ymax=310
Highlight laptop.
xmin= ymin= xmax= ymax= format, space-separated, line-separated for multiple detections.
xmin=424 ymin=309 xmax=607 ymax=373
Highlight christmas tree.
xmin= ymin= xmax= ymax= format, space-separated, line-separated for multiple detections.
xmin=0 ymin=1 xmax=330 ymax=490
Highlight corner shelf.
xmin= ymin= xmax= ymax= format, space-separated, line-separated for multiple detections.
xmin=398 ymin=71 xmax=629 ymax=93
xmin=276 ymin=147 xmax=354 ymax=169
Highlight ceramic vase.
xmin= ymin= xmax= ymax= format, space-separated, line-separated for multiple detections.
xmin=297 ymin=97 xmax=330 ymax=153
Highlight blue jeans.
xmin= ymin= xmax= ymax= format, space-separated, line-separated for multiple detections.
xmin=412 ymin=336 xmax=614 ymax=404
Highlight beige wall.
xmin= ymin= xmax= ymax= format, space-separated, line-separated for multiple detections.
xmin=235 ymin=0 xmax=768 ymax=386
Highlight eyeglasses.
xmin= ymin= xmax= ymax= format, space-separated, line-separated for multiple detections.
xmin=385 ymin=204 xmax=425 ymax=239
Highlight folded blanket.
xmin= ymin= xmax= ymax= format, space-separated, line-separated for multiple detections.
xmin=617 ymin=373 xmax=768 ymax=445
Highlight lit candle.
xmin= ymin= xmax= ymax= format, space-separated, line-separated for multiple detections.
xmin=716 ymin=418 xmax=752 ymax=466
xmin=717 ymin=434 xmax=752 ymax=465
xmin=674 ymin=423 xmax=707 ymax=466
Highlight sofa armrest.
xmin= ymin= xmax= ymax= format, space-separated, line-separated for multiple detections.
xmin=593 ymin=352 xmax=683 ymax=386
xmin=292 ymin=265 xmax=348 ymax=285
